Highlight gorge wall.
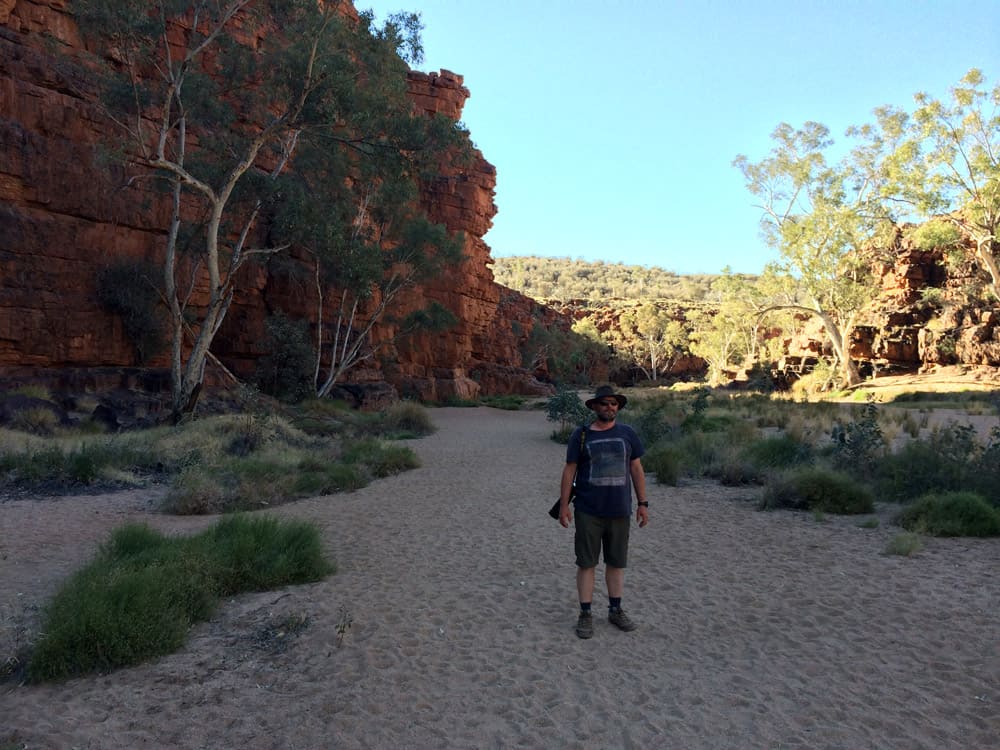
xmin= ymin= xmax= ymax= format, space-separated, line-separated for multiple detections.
xmin=0 ymin=0 xmax=561 ymax=405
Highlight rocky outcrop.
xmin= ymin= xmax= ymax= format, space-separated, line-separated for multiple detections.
xmin=0 ymin=1 xmax=558 ymax=404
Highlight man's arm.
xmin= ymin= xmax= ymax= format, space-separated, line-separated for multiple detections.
xmin=559 ymin=462 xmax=576 ymax=528
xmin=630 ymin=457 xmax=648 ymax=527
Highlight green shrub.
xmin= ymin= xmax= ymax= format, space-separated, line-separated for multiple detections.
xmin=9 ymin=407 xmax=60 ymax=435
xmin=254 ymin=312 xmax=314 ymax=403
xmin=830 ymin=399 xmax=886 ymax=475
xmin=628 ymin=398 xmax=683 ymax=445
xmin=896 ymin=491 xmax=1000 ymax=537
xmin=376 ymin=401 xmax=436 ymax=437
xmin=27 ymin=517 xmax=331 ymax=682
xmin=642 ymin=442 xmax=682 ymax=485
xmin=292 ymin=461 xmax=366 ymax=495
xmin=876 ymin=422 xmax=980 ymax=502
xmin=759 ymin=467 xmax=875 ymax=515
xmin=969 ymin=427 xmax=1000 ymax=507
xmin=545 ymin=388 xmax=590 ymax=433
xmin=479 ymin=395 xmax=526 ymax=410
xmin=884 ymin=532 xmax=923 ymax=556
xmin=740 ymin=434 xmax=813 ymax=469
xmin=341 ymin=438 xmax=419 ymax=478
xmin=95 ymin=258 xmax=164 ymax=364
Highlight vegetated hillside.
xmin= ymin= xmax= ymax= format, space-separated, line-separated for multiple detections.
xmin=491 ymin=256 xmax=728 ymax=304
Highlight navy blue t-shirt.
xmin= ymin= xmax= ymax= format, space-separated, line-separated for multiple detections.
xmin=566 ymin=423 xmax=645 ymax=518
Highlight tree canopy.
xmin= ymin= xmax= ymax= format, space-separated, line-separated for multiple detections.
xmin=74 ymin=0 xmax=466 ymax=416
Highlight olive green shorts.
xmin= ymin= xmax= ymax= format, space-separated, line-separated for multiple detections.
xmin=574 ymin=509 xmax=630 ymax=569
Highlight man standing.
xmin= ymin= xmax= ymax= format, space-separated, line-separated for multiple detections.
xmin=559 ymin=385 xmax=648 ymax=639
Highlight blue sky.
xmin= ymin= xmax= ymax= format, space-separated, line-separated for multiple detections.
xmin=363 ymin=1 xmax=1000 ymax=275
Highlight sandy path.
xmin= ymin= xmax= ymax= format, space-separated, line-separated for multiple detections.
xmin=1 ymin=406 xmax=998 ymax=749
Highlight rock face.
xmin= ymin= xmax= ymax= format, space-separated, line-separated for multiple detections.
xmin=0 ymin=1 xmax=557 ymax=403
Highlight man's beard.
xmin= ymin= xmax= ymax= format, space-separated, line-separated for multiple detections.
xmin=595 ymin=413 xmax=615 ymax=424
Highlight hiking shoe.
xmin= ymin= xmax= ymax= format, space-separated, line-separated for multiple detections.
xmin=608 ymin=608 xmax=637 ymax=632
xmin=575 ymin=611 xmax=594 ymax=639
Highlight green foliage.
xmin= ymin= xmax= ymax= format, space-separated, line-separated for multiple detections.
xmin=739 ymin=434 xmax=813 ymax=469
xmin=0 ymin=441 xmax=159 ymax=489
xmin=875 ymin=422 xmax=979 ymax=501
xmin=95 ymin=259 xmax=164 ymax=364
xmin=896 ymin=491 xmax=1000 ymax=537
xmin=341 ymin=437 xmax=420 ymax=478
xmin=642 ymin=442 xmax=683 ymax=485
xmin=255 ymin=313 xmax=314 ymax=404
xmin=610 ymin=303 xmax=688 ymax=382
xmin=545 ymin=388 xmax=591 ymax=434
xmin=884 ymin=532 xmax=924 ymax=557
xmin=27 ymin=517 xmax=332 ymax=682
xmin=492 ymin=256 xmax=719 ymax=303
xmin=479 ymin=395 xmax=527 ymax=410
xmin=379 ymin=401 xmax=437 ymax=436
xmin=73 ymin=0 xmax=469 ymax=417
xmin=760 ymin=467 xmax=875 ymax=514
xmin=522 ymin=316 xmax=609 ymax=385
xmin=830 ymin=399 xmax=886 ymax=473
xmin=906 ymin=220 xmax=963 ymax=250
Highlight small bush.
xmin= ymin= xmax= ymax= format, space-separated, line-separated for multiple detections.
xmin=479 ymin=395 xmax=526 ymax=410
xmin=545 ymin=388 xmax=591 ymax=434
xmin=830 ymin=399 xmax=886 ymax=475
xmin=377 ymin=401 xmax=436 ymax=438
xmin=884 ymin=532 xmax=923 ymax=556
xmin=95 ymin=258 xmax=164 ymax=364
xmin=341 ymin=438 xmax=420 ymax=478
xmin=896 ymin=492 xmax=1000 ymax=537
xmin=642 ymin=442 xmax=683 ymax=485
xmin=876 ymin=422 xmax=980 ymax=502
xmin=27 ymin=517 xmax=332 ymax=682
xmin=9 ymin=407 xmax=60 ymax=435
xmin=759 ymin=467 xmax=875 ymax=515
xmin=740 ymin=434 xmax=813 ymax=470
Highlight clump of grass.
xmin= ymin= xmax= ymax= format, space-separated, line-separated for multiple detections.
xmin=479 ymin=395 xmax=526 ymax=410
xmin=372 ymin=401 xmax=436 ymax=438
xmin=875 ymin=422 xmax=979 ymax=502
xmin=9 ymin=407 xmax=61 ymax=435
xmin=857 ymin=517 xmax=880 ymax=529
xmin=759 ymin=467 xmax=875 ymax=515
xmin=642 ymin=442 xmax=683 ymax=485
xmin=884 ymin=531 xmax=923 ymax=556
xmin=740 ymin=434 xmax=813 ymax=470
xmin=896 ymin=491 xmax=1000 ymax=537
xmin=27 ymin=516 xmax=332 ymax=682
xmin=341 ymin=437 xmax=420 ymax=478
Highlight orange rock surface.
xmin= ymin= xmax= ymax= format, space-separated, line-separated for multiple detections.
xmin=0 ymin=1 xmax=559 ymax=401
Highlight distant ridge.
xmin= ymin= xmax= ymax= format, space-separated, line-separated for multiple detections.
xmin=491 ymin=255 xmax=751 ymax=304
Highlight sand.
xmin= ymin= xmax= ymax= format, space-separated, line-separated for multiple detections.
xmin=1 ymin=406 xmax=998 ymax=749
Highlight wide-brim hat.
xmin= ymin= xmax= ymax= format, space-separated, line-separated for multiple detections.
xmin=585 ymin=385 xmax=627 ymax=410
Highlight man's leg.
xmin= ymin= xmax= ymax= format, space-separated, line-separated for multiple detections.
xmin=577 ymin=565 xmax=596 ymax=603
xmin=605 ymin=565 xmax=624 ymax=599
xmin=575 ymin=566 xmax=596 ymax=638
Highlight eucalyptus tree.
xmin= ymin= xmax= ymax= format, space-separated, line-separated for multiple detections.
xmin=879 ymin=70 xmax=1000 ymax=299
xmin=609 ymin=303 xmax=687 ymax=382
xmin=74 ymin=0 xmax=464 ymax=418
xmin=734 ymin=122 xmax=891 ymax=387
xmin=688 ymin=269 xmax=772 ymax=383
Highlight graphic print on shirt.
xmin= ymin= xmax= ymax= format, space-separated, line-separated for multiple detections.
xmin=586 ymin=437 xmax=629 ymax=487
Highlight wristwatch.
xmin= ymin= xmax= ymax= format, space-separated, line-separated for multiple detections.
xmin=637 ymin=501 xmax=649 ymax=507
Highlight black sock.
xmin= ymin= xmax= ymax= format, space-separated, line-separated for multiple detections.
xmin=609 ymin=597 xmax=622 ymax=612
xmin=580 ymin=602 xmax=592 ymax=614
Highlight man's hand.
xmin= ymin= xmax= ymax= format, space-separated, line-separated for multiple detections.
xmin=636 ymin=505 xmax=648 ymax=528
xmin=559 ymin=504 xmax=573 ymax=528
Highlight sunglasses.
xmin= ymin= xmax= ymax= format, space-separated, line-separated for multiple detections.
xmin=597 ymin=400 xmax=619 ymax=407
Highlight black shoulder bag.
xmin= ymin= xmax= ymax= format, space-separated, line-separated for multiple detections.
xmin=548 ymin=426 xmax=586 ymax=519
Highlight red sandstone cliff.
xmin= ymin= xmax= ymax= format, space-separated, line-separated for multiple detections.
xmin=0 ymin=1 xmax=557 ymax=403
